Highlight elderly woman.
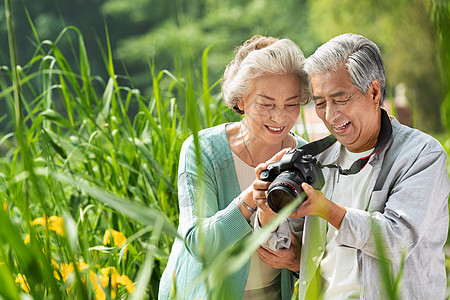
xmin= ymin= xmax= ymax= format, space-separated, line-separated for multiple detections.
xmin=158 ymin=35 xmax=312 ymax=300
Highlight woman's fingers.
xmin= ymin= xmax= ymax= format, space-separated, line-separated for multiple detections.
xmin=255 ymin=148 xmax=291 ymax=178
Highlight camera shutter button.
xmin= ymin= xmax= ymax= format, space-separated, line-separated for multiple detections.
xmin=302 ymin=154 xmax=313 ymax=161
xmin=260 ymin=170 xmax=269 ymax=180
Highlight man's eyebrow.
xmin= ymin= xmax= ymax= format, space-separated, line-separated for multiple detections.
xmin=329 ymin=91 xmax=348 ymax=98
xmin=313 ymin=95 xmax=324 ymax=101
xmin=313 ymin=91 xmax=348 ymax=101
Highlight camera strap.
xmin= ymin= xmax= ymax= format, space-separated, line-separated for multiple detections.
xmin=299 ymin=109 xmax=393 ymax=176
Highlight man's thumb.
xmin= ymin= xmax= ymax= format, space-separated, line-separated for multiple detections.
xmin=301 ymin=182 xmax=312 ymax=192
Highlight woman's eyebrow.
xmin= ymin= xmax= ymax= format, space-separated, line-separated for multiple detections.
xmin=286 ymin=95 xmax=300 ymax=101
xmin=256 ymin=94 xmax=299 ymax=101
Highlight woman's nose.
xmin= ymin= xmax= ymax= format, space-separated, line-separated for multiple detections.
xmin=270 ymin=106 xmax=284 ymax=123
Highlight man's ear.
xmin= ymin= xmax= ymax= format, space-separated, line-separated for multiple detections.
xmin=368 ymin=80 xmax=381 ymax=107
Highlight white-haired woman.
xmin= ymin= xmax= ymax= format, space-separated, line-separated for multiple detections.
xmin=158 ymin=35 xmax=312 ymax=300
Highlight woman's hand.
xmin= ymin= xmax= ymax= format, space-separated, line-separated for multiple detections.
xmin=256 ymin=232 xmax=300 ymax=272
xmin=253 ymin=148 xmax=291 ymax=225
xmin=235 ymin=185 xmax=257 ymax=222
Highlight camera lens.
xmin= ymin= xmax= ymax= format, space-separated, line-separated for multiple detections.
xmin=266 ymin=171 xmax=306 ymax=213
xmin=267 ymin=186 xmax=298 ymax=213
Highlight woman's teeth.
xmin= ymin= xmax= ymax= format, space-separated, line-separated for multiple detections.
xmin=334 ymin=121 xmax=350 ymax=130
xmin=267 ymin=126 xmax=284 ymax=132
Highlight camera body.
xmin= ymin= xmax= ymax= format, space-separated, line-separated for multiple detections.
xmin=260 ymin=148 xmax=325 ymax=213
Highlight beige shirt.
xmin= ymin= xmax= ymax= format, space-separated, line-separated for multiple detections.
xmin=231 ymin=152 xmax=282 ymax=300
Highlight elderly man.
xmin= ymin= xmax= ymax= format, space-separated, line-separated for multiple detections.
xmin=255 ymin=33 xmax=450 ymax=299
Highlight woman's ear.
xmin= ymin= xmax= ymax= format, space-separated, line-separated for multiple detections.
xmin=368 ymin=80 xmax=381 ymax=107
xmin=237 ymin=97 xmax=245 ymax=112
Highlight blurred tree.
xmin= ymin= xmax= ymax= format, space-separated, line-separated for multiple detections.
xmin=100 ymin=0 xmax=317 ymax=93
xmin=0 ymin=0 xmax=105 ymax=71
xmin=0 ymin=0 xmax=106 ymax=132
xmin=308 ymin=0 xmax=445 ymax=132
xmin=432 ymin=0 xmax=450 ymax=131
xmin=0 ymin=0 xmax=316 ymax=126
xmin=2 ymin=0 xmax=446 ymax=133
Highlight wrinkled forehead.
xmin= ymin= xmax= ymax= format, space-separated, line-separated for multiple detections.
xmin=311 ymin=68 xmax=357 ymax=98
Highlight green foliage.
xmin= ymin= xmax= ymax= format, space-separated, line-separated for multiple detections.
xmin=308 ymin=0 xmax=446 ymax=133
xmin=1 ymin=1 xmax=449 ymax=299
xmin=432 ymin=0 xmax=450 ymax=132
xmin=0 ymin=8 xmax=240 ymax=296
xmin=1 ymin=0 xmax=448 ymax=134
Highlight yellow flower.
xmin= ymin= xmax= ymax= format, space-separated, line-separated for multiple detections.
xmin=24 ymin=234 xmax=30 ymax=244
xmin=31 ymin=215 xmax=65 ymax=236
xmin=30 ymin=217 xmax=46 ymax=226
xmin=3 ymin=202 xmax=7 ymax=212
xmin=103 ymin=229 xmax=126 ymax=247
xmin=90 ymin=270 xmax=106 ymax=300
xmin=59 ymin=262 xmax=75 ymax=282
xmin=99 ymin=266 xmax=135 ymax=298
xmin=54 ymin=261 xmax=90 ymax=283
xmin=50 ymin=260 xmax=133 ymax=300
xmin=15 ymin=273 xmax=30 ymax=293
xmin=77 ymin=261 xmax=89 ymax=272
xmin=53 ymin=260 xmax=94 ymax=296
xmin=103 ymin=229 xmax=128 ymax=257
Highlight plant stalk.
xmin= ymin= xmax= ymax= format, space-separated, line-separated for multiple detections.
xmin=5 ymin=0 xmax=23 ymax=140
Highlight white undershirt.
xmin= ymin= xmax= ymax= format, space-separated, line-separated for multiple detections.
xmin=320 ymin=146 xmax=374 ymax=300
xmin=231 ymin=152 xmax=281 ymax=300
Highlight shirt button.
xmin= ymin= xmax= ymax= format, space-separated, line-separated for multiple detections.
xmin=318 ymin=246 xmax=323 ymax=251
xmin=302 ymin=281 xmax=307 ymax=286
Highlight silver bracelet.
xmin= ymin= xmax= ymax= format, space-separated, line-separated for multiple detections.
xmin=238 ymin=196 xmax=257 ymax=214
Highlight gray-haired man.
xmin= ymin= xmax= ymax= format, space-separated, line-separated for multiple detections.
xmin=256 ymin=33 xmax=450 ymax=299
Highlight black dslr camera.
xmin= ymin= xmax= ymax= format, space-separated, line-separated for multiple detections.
xmin=260 ymin=148 xmax=325 ymax=213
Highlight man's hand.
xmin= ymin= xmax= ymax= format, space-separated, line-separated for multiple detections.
xmin=289 ymin=182 xmax=346 ymax=229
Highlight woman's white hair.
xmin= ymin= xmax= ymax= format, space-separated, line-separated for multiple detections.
xmin=305 ymin=33 xmax=386 ymax=104
xmin=222 ymin=35 xmax=312 ymax=114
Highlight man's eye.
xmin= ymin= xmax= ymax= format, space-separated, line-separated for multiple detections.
xmin=315 ymin=102 xmax=325 ymax=108
xmin=335 ymin=100 xmax=349 ymax=105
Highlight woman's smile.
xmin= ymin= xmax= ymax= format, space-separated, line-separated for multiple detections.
xmin=265 ymin=125 xmax=286 ymax=134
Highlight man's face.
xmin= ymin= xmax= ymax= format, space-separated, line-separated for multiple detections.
xmin=311 ymin=67 xmax=382 ymax=153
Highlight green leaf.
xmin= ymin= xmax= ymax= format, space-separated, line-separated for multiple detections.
xmin=41 ymin=109 xmax=72 ymax=129
xmin=55 ymin=172 xmax=179 ymax=238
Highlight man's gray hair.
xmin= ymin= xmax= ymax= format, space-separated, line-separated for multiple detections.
xmin=305 ymin=33 xmax=386 ymax=104
xmin=222 ymin=35 xmax=312 ymax=114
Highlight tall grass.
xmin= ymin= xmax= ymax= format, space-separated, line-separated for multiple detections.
xmin=2 ymin=3 xmax=450 ymax=299
xmin=0 ymin=4 xmax=242 ymax=298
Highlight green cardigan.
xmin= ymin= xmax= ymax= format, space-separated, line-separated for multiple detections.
xmin=159 ymin=123 xmax=306 ymax=300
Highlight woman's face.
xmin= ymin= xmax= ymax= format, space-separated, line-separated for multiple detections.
xmin=238 ymin=74 xmax=301 ymax=146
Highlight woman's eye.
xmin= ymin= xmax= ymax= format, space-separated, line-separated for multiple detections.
xmin=259 ymin=103 xmax=273 ymax=108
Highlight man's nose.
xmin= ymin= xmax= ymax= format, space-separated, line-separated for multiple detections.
xmin=325 ymin=103 xmax=340 ymax=123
